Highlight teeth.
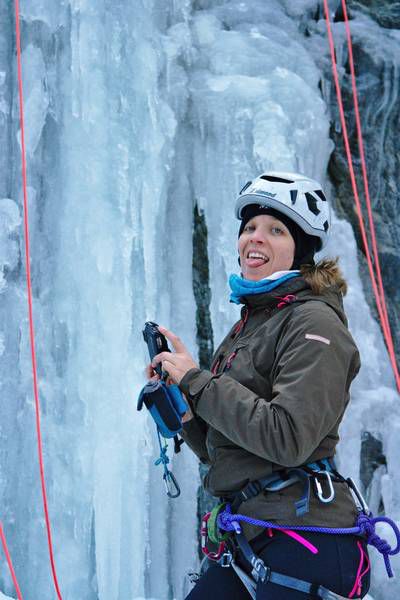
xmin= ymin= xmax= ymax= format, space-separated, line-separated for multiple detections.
xmin=248 ymin=251 xmax=269 ymax=261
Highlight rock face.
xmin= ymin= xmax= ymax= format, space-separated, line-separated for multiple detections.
xmin=326 ymin=1 xmax=400 ymax=369
xmin=192 ymin=204 xmax=214 ymax=371
xmin=350 ymin=1 xmax=400 ymax=30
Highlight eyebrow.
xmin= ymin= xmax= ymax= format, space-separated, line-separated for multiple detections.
xmin=247 ymin=217 xmax=286 ymax=227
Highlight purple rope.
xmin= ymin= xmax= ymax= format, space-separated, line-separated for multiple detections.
xmin=356 ymin=513 xmax=400 ymax=577
xmin=217 ymin=504 xmax=400 ymax=578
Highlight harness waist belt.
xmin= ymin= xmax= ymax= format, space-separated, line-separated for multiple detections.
xmin=224 ymin=458 xmax=338 ymax=516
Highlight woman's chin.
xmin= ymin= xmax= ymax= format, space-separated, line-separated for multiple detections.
xmin=242 ymin=267 xmax=271 ymax=281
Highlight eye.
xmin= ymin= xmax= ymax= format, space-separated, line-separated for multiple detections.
xmin=271 ymin=226 xmax=284 ymax=234
xmin=243 ymin=224 xmax=255 ymax=232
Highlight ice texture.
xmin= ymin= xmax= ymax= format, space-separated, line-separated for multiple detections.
xmin=0 ymin=1 xmax=397 ymax=599
xmin=0 ymin=592 xmax=16 ymax=600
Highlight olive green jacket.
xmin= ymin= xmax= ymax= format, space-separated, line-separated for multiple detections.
xmin=179 ymin=272 xmax=360 ymax=539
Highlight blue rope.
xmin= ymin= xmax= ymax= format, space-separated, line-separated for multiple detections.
xmin=155 ymin=430 xmax=180 ymax=498
xmin=155 ymin=430 xmax=170 ymax=470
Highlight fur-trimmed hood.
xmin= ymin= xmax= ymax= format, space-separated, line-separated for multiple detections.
xmin=300 ymin=258 xmax=347 ymax=297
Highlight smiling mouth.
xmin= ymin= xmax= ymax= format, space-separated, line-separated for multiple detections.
xmin=244 ymin=251 xmax=270 ymax=269
xmin=247 ymin=251 xmax=269 ymax=261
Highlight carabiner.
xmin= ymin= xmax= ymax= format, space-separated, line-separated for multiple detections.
xmin=163 ymin=470 xmax=181 ymax=498
xmin=346 ymin=477 xmax=370 ymax=514
xmin=314 ymin=471 xmax=335 ymax=503
xmin=200 ymin=512 xmax=227 ymax=561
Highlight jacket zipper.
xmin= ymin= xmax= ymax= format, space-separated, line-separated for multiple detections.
xmin=212 ymin=306 xmax=249 ymax=374
xmin=231 ymin=306 xmax=249 ymax=339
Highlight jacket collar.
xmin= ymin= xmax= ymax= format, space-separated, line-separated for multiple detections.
xmin=242 ymin=276 xmax=310 ymax=309
xmin=242 ymin=276 xmax=347 ymax=325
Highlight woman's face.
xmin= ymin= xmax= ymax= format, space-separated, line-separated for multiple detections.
xmin=238 ymin=214 xmax=295 ymax=281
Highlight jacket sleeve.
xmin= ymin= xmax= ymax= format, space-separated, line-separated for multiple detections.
xmin=180 ymin=415 xmax=210 ymax=464
xmin=179 ymin=303 xmax=360 ymax=467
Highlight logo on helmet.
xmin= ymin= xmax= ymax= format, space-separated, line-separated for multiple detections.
xmin=253 ymin=189 xmax=277 ymax=199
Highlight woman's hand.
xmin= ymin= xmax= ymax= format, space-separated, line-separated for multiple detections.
xmin=145 ymin=326 xmax=196 ymax=424
xmin=152 ymin=326 xmax=199 ymax=386
xmin=145 ymin=363 xmax=160 ymax=382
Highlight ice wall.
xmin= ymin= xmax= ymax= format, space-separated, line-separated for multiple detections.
xmin=1 ymin=1 xmax=200 ymax=598
xmin=0 ymin=1 xmax=398 ymax=599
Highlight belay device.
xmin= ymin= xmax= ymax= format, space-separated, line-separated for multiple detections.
xmin=138 ymin=322 xmax=188 ymax=498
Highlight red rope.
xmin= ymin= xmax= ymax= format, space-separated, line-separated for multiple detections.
xmin=340 ymin=0 xmax=394 ymax=350
xmin=0 ymin=523 xmax=23 ymax=600
xmin=14 ymin=1 xmax=63 ymax=597
xmin=323 ymin=0 xmax=400 ymax=392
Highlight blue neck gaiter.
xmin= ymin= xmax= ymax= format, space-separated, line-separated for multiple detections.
xmin=229 ymin=271 xmax=301 ymax=305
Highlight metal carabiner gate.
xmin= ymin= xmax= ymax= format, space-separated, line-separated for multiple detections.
xmin=314 ymin=471 xmax=335 ymax=503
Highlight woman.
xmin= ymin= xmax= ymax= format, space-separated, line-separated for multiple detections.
xmin=149 ymin=172 xmax=370 ymax=599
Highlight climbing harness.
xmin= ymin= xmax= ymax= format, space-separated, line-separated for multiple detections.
xmin=214 ymin=505 xmax=399 ymax=599
xmin=137 ymin=379 xmax=187 ymax=498
xmin=199 ymin=459 xmax=400 ymax=599
xmin=227 ymin=459 xmax=337 ymax=517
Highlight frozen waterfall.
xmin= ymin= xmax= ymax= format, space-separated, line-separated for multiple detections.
xmin=0 ymin=1 xmax=398 ymax=599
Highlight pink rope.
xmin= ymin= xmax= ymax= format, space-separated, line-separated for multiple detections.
xmin=348 ymin=540 xmax=370 ymax=598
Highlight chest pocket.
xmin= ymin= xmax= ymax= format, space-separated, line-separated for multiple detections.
xmin=221 ymin=343 xmax=273 ymax=399
xmin=219 ymin=343 xmax=248 ymax=373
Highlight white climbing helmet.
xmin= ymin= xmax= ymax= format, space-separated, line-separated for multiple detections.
xmin=235 ymin=171 xmax=331 ymax=250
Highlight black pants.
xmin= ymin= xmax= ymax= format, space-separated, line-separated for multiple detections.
xmin=185 ymin=530 xmax=371 ymax=599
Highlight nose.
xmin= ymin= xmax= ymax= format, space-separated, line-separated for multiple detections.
xmin=249 ymin=226 xmax=268 ymax=244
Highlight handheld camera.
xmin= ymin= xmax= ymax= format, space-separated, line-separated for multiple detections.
xmin=143 ymin=321 xmax=170 ymax=378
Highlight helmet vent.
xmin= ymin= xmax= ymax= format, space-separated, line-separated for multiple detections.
xmin=239 ymin=181 xmax=252 ymax=195
xmin=314 ymin=189 xmax=327 ymax=202
xmin=323 ymin=220 xmax=329 ymax=232
xmin=290 ymin=190 xmax=298 ymax=205
xmin=260 ymin=175 xmax=294 ymax=184
xmin=305 ymin=192 xmax=321 ymax=216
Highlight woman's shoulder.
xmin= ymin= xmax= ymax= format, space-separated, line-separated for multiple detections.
xmin=289 ymin=299 xmax=346 ymax=336
xmin=291 ymin=257 xmax=350 ymax=328
xmin=299 ymin=257 xmax=347 ymax=296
